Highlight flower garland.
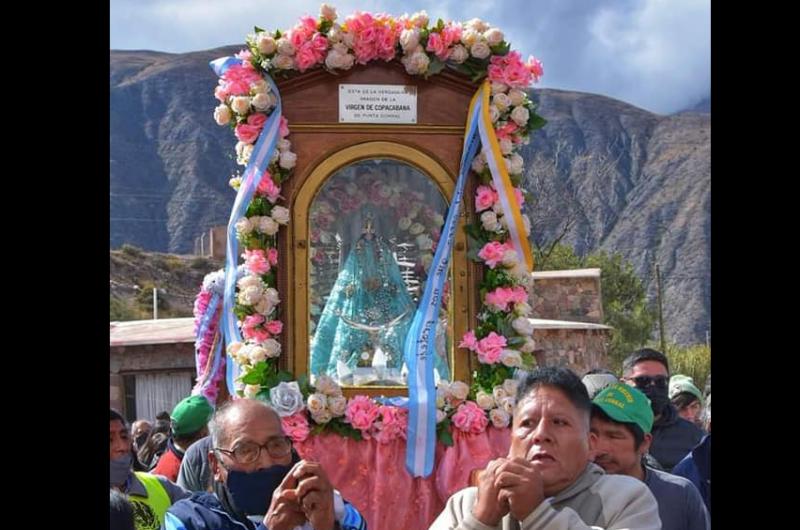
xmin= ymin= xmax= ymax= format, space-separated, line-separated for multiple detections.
xmin=207 ymin=4 xmax=546 ymax=418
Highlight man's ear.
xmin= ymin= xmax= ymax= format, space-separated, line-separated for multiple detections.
xmin=640 ymin=433 xmax=653 ymax=456
xmin=587 ymin=430 xmax=598 ymax=461
xmin=209 ymin=450 xmax=224 ymax=482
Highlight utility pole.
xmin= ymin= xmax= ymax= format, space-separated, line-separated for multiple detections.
xmin=655 ymin=263 xmax=666 ymax=352
xmin=153 ymin=287 xmax=158 ymax=320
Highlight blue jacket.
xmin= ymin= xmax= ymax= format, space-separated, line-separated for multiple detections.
xmin=672 ymin=434 xmax=711 ymax=516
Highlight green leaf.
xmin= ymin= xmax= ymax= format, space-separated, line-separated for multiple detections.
xmin=426 ymin=57 xmax=446 ymax=78
xmin=318 ymin=19 xmax=333 ymax=34
xmin=274 ymin=29 xmax=282 ymax=39
xmin=490 ymin=41 xmax=511 ymax=56
xmin=436 ymin=19 xmax=445 ymax=31
xmin=437 ymin=419 xmax=454 ymax=446
xmin=528 ymin=114 xmax=547 ymax=131
xmin=254 ymin=26 xmax=266 ymax=34
xmin=240 ymin=361 xmax=267 ymax=384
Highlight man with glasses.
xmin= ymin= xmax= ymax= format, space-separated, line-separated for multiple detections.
xmin=621 ymin=349 xmax=703 ymax=471
xmin=164 ymin=398 xmax=367 ymax=530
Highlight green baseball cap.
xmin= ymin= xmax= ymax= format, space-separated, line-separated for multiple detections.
xmin=171 ymin=395 xmax=214 ymax=437
xmin=669 ymin=374 xmax=703 ymax=402
xmin=593 ymin=383 xmax=654 ymax=434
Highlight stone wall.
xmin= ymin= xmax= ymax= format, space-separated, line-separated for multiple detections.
xmin=530 ymin=269 xmax=603 ymax=323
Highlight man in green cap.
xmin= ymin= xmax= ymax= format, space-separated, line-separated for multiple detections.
xmin=591 ymin=383 xmax=710 ymax=530
xmin=153 ymin=394 xmax=214 ymax=482
xmin=669 ymin=375 xmax=704 ymax=427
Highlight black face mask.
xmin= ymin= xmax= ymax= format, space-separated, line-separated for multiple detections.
xmin=215 ymin=451 xmax=300 ymax=517
xmin=134 ymin=432 xmax=149 ymax=451
xmin=640 ymin=385 xmax=670 ymax=416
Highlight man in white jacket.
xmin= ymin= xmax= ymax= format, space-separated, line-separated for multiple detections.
xmin=430 ymin=367 xmax=661 ymax=530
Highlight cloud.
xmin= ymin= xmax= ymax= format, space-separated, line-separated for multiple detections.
xmin=110 ymin=0 xmax=709 ymax=113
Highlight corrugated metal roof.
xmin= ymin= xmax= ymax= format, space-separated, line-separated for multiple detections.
xmin=110 ymin=318 xmax=196 ymax=347
xmin=529 ymin=318 xmax=611 ymax=330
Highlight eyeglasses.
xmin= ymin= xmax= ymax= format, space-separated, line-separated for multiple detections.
xmin=629 ymin=375 xmax=668 ymax=389
xmin=215 ymin=436 xmax=292 ymax=465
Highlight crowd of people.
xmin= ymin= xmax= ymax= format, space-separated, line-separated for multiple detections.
xmin=110 ymin=347 xmax=710 ymax=529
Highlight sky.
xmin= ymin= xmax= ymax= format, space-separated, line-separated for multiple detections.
xmin=110 ymin=0 xmax=710 ymax=114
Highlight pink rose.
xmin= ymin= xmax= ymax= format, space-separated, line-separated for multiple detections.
xmin=235 ymin=123 xmax=261 ymax=144
xmin=426 ymin=32 xmax=451 ymax=61
xmin=503 ymin=62 xmax=532 ymax=89
xmin=345 ymin=395 xmax=380 ymax=432
xmin=478 ymin=241 xmax=511 ymax=269
xmin=225 ymin=80 xmax=251 ymax=97
xmin=247 ymin=113 xmax=267 ymax=128
xmin=514 ymin=188 xmax=525 ymax=206
xmin=281 ymin=412 xmax=310 ymax=443
xmin=459 ymin=330 xmax=478 ymax=351
xmin=441 ymin=23 xmax=462 ymax=48
xmin=476 ymin=332 xmax=507 ymax=364
xmin=527 ymin=56 xmax=544 ymax=83
xmin=374 ymin=405 xmax=408 ymax=444
xmin=487 ymin=63 xmax=505 ymax=84
xmin=452 ymin=401 xmax=489 ymax=434
xmin=256 ymin=173 xmax=282 ymax=203
xmin=495 ymin=122 xmax=519 ymax=140
xmin=475 ymin=185 xmax=498 ymax=211
xmin=234 ymin=49 xmax=253 ymax=63
xmin=267 ymin=248 xmax=279 ymax=266
xmin=296 ymin=41 xmax=321 ymax=72
xmin=243 ymin=313 xmax=265 ymax=329
xmin=214 ymin=85 xmax=229 ymax=102
xmin=244 ymin=249 xmax=271 ymax=275
xmin=265 ymin=320 xmax=283 ymax=335
xmin=279 ymin=116 xmax=290 ymax=138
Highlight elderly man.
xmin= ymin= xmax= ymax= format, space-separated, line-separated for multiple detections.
xmin=165 ymin=398 xmax=366 ymax=530
xmin=620 ymin=349 xmax=703 ymax=471
xmin=430 ymin=367 xmax=660 ymax=530
xmin=591 ymin=383 xmax=710 ymax=530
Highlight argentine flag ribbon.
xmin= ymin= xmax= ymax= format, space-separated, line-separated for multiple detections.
xmin=209 ymin=56 xmax=284 ymax=397
xmin=404 ymin=84 xmax=484 ymax=477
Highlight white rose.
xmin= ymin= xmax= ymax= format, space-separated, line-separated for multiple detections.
xmin=493 ymin=93 xmax=511 ymax=112
xmin=409 ymin=222 xmax=425 ymax=235
xmin=491 ymin=82 xmax=509 ymax=95
xmin=493 ymin=386 xmax=509 ymax=402
xmin=253 ymin=297 xmax=273 ymax=315
xmin=277 ymin=38 xmax=295 ymax=55
xmin=236 ymin=142 xmax=254 ymax=166
xmin=214 ymin=104 xmax=231 ymax=125
xmin=328 ymin=395 xmax=347 ymax=416
xmin=257 ymin=34 xmax=277 ymax=55
xmin=514 ymin=301 xmax=533 ymax=317
xmin=476 ymin=391 xmax=496 ymax=410
xmin=270 ymin=382 xmax=304 ymax=417
xmin=312 ymin=409 xmax=333 ymax=424
xmin=327 ymin=26 xmax=343 ymax=43
xmin=472 ymin=152 xmax=486 ymax=173
xmin=402 ymin=50 xmax=430 ymax=75
xmin=320 ymin=231 xmax=333 ymax=244
xmin=489 ymin=105 xmax=500 ymax=123
xmin=521 ymin=336 xmax=536 ymax=353
xmin=450 ymin=44 xmax=469 ymax=64
xmin=229 ymin=176 xmax=242 ymax=190
xmin=244 ymin=384 xmax=261 ymax=399
xmin=271 ymin=150 xmax=280 ymax=164
xmin=342 ymin=30 xmax=355 ymax=48
xmin=307 ymin=393 xmax=328 ymax=415
xmin=262 ymin=338 xmax=282 ymax=358
xmin=279 ymin=151 xmax=297 ymax=170
xmin=512 ymin=316 xmax=535 ymax=336
xmin=433 ymin=214 xmax=445 ymax=226
xmin=522 ymin=214 xmax=531 ymax=236
xmin=511 ymin=262 xmax=531 ymax=284
xmin=480 ymin=210 xmax=499 ymax=231
xmin=248 ymin=346 xmax=268 ymax=364
xmin=461 ymin=29 xmax=481 ymax=48
xmin=436 ymin=409 xmax=447 ymax=423
xmin=500 ymin=349 xmax=523 ymax=368
xmin=509 ymin=89 xmax=526 ymax=106
xmin=250 ymin=79 xmax=268 ymax=95
xmin=271 ymin=205 xmax=290 ymax=225
xmin=502 ymin=249 xmax=520 ymax=268
xmin=230 ymin=96 xmax=251 ymax=115
xmin=320 ymin=3 xmax=337 ymax=21
xmin=264 ymin=287 xmax=281 ymax=306
xmin=501 ymin=396 xmax=516 ymax=414
xmin=499 ymin=214 xmax=510 ymax=230
xmin=416 ymin=234 xmax=433 ymax=251
xmin=400 ymin=28 xmax=420 ymax=53
xmin=450 ymin=381 xmax=470 ymax=401
xmin=227 ymin=341 xmax=243 ymax=357
xmin=503 ymin=379 xmax=520 ymax=398
xmin=484 ymin=28 xmax=504 ymax=46
xmin=238 ymin=286 xmax=263 ymax=306
xmin=277 ymin=139 xmax=291 ymax=152
xmin=314 ymin=374 xmax=341 ymax=396
xmin=510 ymin=153 xmax=525 ymax=175
xmin=237 ymin=274 xmax=262 ymax=290
xmin=324 ymin=50 xmax=343 ymax=70
xmin=273 ymin=54 xmax=295 ymax=70
xmin=470 ymin=41 xmax=491 ymax=59
xmin=257 ymin=216 xmax=279 ymax=236
xmin=236 ymin=217 xmax=254 ymax=234
xmin=252 ymin=93 xmax=272 ymax=111
xmin=410 ymin=11 xmax=429 ymax=28
xmin=395 ymin=217 xmax=411 ymax=231
xmin=489 ymin=408 xmax=511 ymax=429
xmin=465 ymin=18 xmax=489 ymax=33
xmin=499 ymin=138 xmax=513 ymax=155
xmin=511 ymin=106 xmax=530 ymax=127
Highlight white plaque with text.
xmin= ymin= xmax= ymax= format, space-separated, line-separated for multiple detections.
xmin=339 ymin=84 xmax=418 ymax=124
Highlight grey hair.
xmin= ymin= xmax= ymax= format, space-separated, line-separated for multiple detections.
xmin=208 ymin=398 xmax=280 ymax=448
xmin=700 ymin=394 xmax=711 ymax=430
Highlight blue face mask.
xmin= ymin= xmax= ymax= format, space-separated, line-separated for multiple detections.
xmin=217 ymin=452 xmax=300 ymax=516
xmin=110 ymin=453 xmax=132 ymax=487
